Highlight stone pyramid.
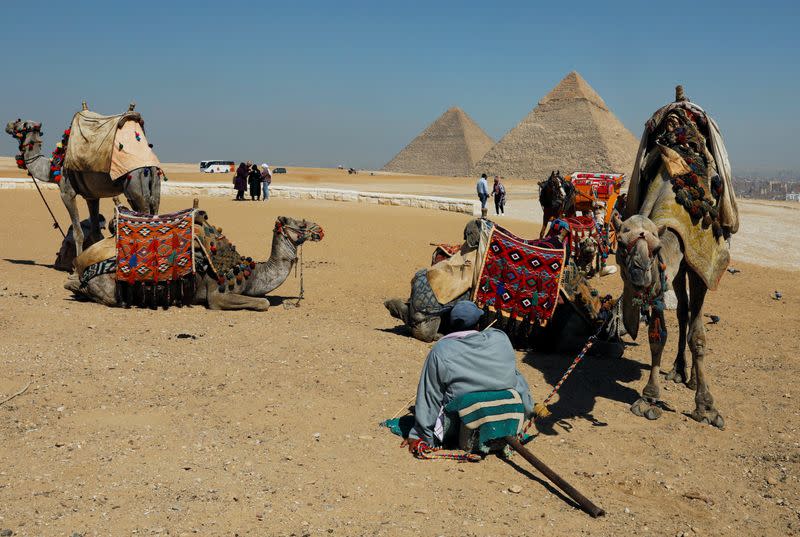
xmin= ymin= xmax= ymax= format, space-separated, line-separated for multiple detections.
xmin=475 ymin=72 xmax=638 ymax=180
xmin=383 ymin=107 xmax=495 ymax=177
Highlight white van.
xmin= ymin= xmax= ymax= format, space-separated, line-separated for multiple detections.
xmin=199 ymin=160 xmax=235 ymax=173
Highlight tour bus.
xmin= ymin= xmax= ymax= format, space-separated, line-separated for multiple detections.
xmin=199 ymin=160 xmax=235 ymax=173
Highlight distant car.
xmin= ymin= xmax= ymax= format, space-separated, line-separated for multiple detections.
xmin=200 ymin=160 xmax=235 ymax=173
xmin=273 ymin=167 xmax=287 ymax=174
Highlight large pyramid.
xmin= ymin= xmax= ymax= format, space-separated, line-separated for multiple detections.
xmin=475 ymin=72 xmax=638 ymax=180
xmin=383 ymin=107 xmax=495 ymax=177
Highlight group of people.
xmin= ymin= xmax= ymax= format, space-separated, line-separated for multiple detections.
xmin=476 ymin=173 xmax=506 ymax=218
xmin=233 ymin=161 xmax=272 ymax=201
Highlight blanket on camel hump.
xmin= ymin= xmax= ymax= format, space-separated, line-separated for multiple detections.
xmin=64 ymin=107 xmax=160 ymax=179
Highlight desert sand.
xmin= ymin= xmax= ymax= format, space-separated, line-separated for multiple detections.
xmin=0 ymin=168 xmax=799 ymax=536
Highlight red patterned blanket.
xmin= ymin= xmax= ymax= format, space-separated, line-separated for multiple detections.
xmin=115 ymin=208 xmax=195 ymax=283
xmin=473 ymin=224 xmax=566 ymax=326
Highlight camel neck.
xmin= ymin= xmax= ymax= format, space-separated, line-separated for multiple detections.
xmin=242 ymin=232 xmax=298 ymax=296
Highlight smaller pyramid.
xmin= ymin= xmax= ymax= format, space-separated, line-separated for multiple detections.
xmin=383 ymin=107 xmax=495 ymax=177
xmin=475 ymin=72 xmax=638 ymax=180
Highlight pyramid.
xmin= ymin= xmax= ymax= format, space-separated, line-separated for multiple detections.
xmin=475 ymin=72 xmax=638 ymax=180
xmin=383 ymin=107 xmax=495 ymax=177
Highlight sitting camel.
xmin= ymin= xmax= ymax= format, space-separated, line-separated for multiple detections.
xmin=65 ymin=215 xmax=324 ymax=311
xmin=615 ymin=86 xmax=738 ymax=429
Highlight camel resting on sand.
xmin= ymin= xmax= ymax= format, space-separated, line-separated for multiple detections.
xmin=66 ymin=214 xmax=324 ymax=311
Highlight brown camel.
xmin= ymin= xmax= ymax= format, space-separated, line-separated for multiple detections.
xmin=615 ymin=86 xmax=739 ymax=429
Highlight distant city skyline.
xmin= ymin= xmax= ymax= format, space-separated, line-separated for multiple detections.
xmin=1 ymin=1 xmax=798 ymax=174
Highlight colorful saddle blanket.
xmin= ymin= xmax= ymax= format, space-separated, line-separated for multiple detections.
xmin=115 ymin=207 xmax=195 ymax=283
xmin=473 ymin=224 xmax=566 ymax=326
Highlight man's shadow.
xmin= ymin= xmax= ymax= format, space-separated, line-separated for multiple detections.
xmin=523 ymin=342 xmax=644 ymax=435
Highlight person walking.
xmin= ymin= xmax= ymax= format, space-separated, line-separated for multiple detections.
xmin=233 ymin=162 xmax=248 ymax=201
xmin=476 ymin=173 xmax=489 ymax=218
xmin=261 ymin=163 xmax=272 ymax=201
xmin=491 ymin=175 xmax=506 ymax=215
xmin=248 ymin=163 xmax=262 ymax=200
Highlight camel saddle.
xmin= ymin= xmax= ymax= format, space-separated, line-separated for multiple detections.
xmin=74 ymin=236 xmax=116 ymax=278
xmin=64 ymin=109 xmax=160 ymax=179
xmin=427 ymin=252 xmax=475 ymax=305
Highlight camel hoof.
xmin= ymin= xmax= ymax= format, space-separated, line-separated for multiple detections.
xmin=384 ymin=298 xmax=409 ymax=323
xmin=664 ymin=368 xmax=684 ymax=384
xmin=631 ymin=398 xmax=663 ymax=420
xmin=691 ymin=409 xmax=725 ymax=429
xmin=686 ymin=378 xmax=697 ymax=390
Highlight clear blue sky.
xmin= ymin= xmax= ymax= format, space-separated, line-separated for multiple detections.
xmin=1 ymin=0 xmax=798 ymax=173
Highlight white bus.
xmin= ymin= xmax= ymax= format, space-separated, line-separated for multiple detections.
xmin=199 ymin=160 xmax=235 ymax=173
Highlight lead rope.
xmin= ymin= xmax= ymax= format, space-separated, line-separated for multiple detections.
xmin=283 ymin=244 xmax=304 ymax=308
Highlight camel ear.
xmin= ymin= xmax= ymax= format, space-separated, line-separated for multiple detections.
xmin=657 ymin=224 xmax=667 ymax=237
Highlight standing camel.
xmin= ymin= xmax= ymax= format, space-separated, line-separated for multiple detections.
xmin=614 ymin=86 xmax=739 ymax=429
xmin=538 ymin=171 xmax=575 ymax=237
xmin=6 ymin=113 xmax=161 ymax=258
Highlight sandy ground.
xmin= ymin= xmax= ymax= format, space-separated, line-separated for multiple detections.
xmin=0 ymin=184 xmax=799 ymax=537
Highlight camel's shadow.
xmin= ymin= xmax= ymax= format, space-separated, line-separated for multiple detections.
xmin=3 ymin=258 xmax=57 ymax=270
xmin=523 ymin=344 xmax=644 ymax=435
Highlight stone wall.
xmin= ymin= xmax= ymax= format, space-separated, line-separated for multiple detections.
xmin=0 ymin=178 xmax=479 ymax=216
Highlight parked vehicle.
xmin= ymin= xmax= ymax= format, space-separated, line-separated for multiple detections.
xmin=273 ymin=167 xmax=287 ymax=174
xmin=199 ymin=160 xmax=235 ymax=173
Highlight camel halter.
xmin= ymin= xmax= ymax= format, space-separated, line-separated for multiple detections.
xmin=273 ymin=219 xmax=324 ymax=308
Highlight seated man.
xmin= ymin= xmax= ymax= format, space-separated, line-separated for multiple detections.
xmin=407 ymin=300 xmax=534 ymax=452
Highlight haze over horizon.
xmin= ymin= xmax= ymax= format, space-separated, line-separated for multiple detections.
xmin=1 ymin=0 xmax=797 ymax=175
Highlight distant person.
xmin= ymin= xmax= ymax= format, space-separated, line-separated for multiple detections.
xmin=261 ymin=163 xmax=272 ymax=201
xmin=492 ymin=175 xmax=506 ymax=215
xmin=476 ymin=173 xmax=489 ymax=218
xmin=248 ymin=164 xmax=262 ymax=201
xmin=233 ymin=162 xmax=248 ymax=201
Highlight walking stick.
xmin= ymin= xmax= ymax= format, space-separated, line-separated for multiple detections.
xmin=31 ymin=176 xmax=66 ymax=238
xmin=504 ymin=436 xmax=605 ymax=518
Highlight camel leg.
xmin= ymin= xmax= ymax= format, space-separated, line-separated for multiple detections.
xmin=410 ymin=316 xmax=441 ymax=343
xmin=207 ymin=289 xmax=270 ymax=311
xmin=384 ymin=298 xmax=410 ymax=324
xmin=85 ymin=198 xmax=103 ymax=245
xmin=665 ymin=266 xmax=689 ymax=384
xmin=60 ymin=179 xmax=84 ymax=257
xmin=686 ymin=271 xmax=724 ymax=429
xmin=631 ymin=306 xmax=667 ymax=421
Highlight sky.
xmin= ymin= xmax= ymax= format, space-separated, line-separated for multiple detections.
xmin=1 ymin=0 xmax=798 ymax=174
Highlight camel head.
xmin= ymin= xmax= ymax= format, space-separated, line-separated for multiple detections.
xmin=274 ymin=216 xmax=324 ymax=246
xmin=5 ymin=119 xmax=43 ymax=151
xmin=463 ymin=218 xmax=481 ymax=249
xmin=613 ymin=214 xmax=665 ymax=289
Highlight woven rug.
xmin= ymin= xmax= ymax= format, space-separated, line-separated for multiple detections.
xmin=115 ymin=207 xmax=195 ymax=283
xmin=473 ymin=225 xmax=566 ymax=325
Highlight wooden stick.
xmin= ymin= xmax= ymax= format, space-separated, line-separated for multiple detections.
xmin=0 ymin=382 xmax=31 ymax=407
xmin=504 ymin=436 xmax=605 ymax=518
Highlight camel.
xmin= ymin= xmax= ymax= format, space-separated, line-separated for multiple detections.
xmin=6 ymin=114 xmax=161 ymax=258
xmin=615 ymin=86 xmax=739 ymax=429
xmin=385 ymin=219 xmax=607 ymax=347
xmin=538 ymin=170 xmax=575 ymax=237
xmin=65 ymin=215 xmax=324 ymax=311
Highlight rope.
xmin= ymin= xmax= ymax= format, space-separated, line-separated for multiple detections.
xmin=283 ymin=245 xmax=304 ymax=308
xmin=31 ymin=176 xmax=66 ymax=238
xmin=408 ymin=439 xmax=481 ymax=462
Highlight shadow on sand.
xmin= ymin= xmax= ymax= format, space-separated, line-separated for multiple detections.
xmin=3 ymin=258 xmax=57 ymax=270
xmin=523 ymin=343 xmax=644 ymax=435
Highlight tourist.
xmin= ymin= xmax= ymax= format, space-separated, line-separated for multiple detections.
xmin=261 ymin=163 xmax=272 ymax=201
xmin=404 ymin=301 xmax=534 ymax=452
xmin=233 ymin=162 xmax=248 ymax=201
xmin=476 ymin=173 xmax=489 ymax=218
xmin=248 ymin=163 xmax=262 ymax=201
xmin=492 ymin=175 xmax=506 ymax=215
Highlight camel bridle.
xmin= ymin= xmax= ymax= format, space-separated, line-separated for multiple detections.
xmin=274 ymin=219 xmax=324 ymax=246
xmin=11 ymin=121 xmax=47 ymax=169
